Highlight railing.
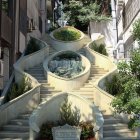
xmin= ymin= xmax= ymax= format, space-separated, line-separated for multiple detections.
xmin=83 ymin=41 xmax=117 ymax=140
xmin=0 ymin=37 xmax=49 ymax=127
xmin=1 ymin=11 xmax=12 ymax=43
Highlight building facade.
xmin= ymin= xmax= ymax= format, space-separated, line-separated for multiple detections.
xmin=0 ymin=0 xmax=47 ymax=94
xmin=115 ymin=0 xmax=140 ymax=61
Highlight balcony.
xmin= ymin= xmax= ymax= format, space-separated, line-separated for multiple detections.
xmin=1 ymin=11 xmax=12 ymax=44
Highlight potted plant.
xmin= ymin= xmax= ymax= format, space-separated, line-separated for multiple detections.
xmin=79 ymin=121 xmax=96 ymax=140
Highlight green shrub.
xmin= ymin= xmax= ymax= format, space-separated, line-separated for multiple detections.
xmin=7 ymin=76 xmax=32 ymax=101
xmin=110 ymin=49 xmax=140 ymax=129
xmin=38 ymin=121 xmax=56 ymax=139
xmin=38 ymin=97 xmax=95 ymax=139
xmin=105 ymin=74 xmax=122 ymax=96
xmin=60 ymin=96 xmax=81 ymax=126
xmin=90 ymin=42 xmax=108 ymax=56
xmin=79 ymin=121 xmax=95 ymax=139
xmin=53 ymin=27 xmax=81 ymax=41
xmin=25 ymin=38 xmax=40 ymax=55
xmin=132 ymin=19 xmax=140 ymax=43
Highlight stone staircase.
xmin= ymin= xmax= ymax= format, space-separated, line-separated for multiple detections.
xmin=0 ymin=112 xmax=31 ymax=139
xmin=102 ymin=113 xmax=139 ymax=140
xmin=0 ymin=63 xmax=62 ymax=139
xmin=70 ymin=64 xmax=108 ymax=102
xmin=0 ymin=34 xmax=139 ymax=139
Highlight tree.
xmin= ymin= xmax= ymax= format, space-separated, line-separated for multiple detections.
xmin=63 ymin=0 xmax=111 ymax=31
xmin=111 ymin=49 xmax=140 ymax=129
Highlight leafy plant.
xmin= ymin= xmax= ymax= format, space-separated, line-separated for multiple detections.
xmin=53 ymin=27 xmax=81 ymax=41
xmin=25 ymin=38 xmax=40 ymax=55
xmin=7 ymin=76 xmax=32 ymax=101
xmin=60 ymin=96 xmax=81 ymax=126
xmin=79 ymin=121 xmax=95 ymax=139
xmin=90 ymin=42 xmax=108 ymax=56
xmin=38 ymin=121 xmax=56 ymax=140
xmin=132 ymin=19 xmax=140 ymax=44
xmin=105 ymin=74 xmax=123 ymax=96
xmin=63 ymin=0 xmax=111 ymax=31
xmin=110 ymin=49 xmax=140 ymax=129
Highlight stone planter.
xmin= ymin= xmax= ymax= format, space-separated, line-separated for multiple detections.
xmin=43 ymin=51 xmax=91 ymax=91
xmin=49 ymin=27 xmax=85 ymax=52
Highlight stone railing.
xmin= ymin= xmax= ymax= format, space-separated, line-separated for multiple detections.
xmin=83 ymin=42 xmax=117 ymax=140
xmin=29 ymin=92 xmax=104 ymax=140
xmin=0 ymin=37 xmax=49 ymax=127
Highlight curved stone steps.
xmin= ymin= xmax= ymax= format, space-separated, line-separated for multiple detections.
xmin=0 ymin=112 xmax=31 ymax=139
xmin=70 ymin=64 xmax=108 ymax=102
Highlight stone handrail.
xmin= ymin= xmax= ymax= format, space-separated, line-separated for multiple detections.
xmin=0 ymin=37 xmax=49 ymax=127
xmin=85 ymin=42 xmax=117 ymax=114
xmin=29 ymin=92 xmax=104 ymax=140
xmin=83 ymin=42 xmax=117 ymax=140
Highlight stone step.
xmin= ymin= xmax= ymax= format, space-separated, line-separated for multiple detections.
xmin=37 ymin=80 xmax=48 ymax=83
xmin=9 ymin=119 xmax=29 ymax=126
xmin=79 ymin=87 xmax=94 ymax=91
xmin=69 ymin=91 xmax=94 ymax=101
xmin=103 ymin=123 xmax=128 ymax=131
xmin=33 ymin=76 xmax=46 ymax=80
xmin=91 ymin=65 xmax=99 ymax=68
xmin=27 ymin=70 xmax=44 ymax=75
xmin=103 ymin=129 xmax=136 ymax=137
xmin=83 ymin=84 xmax=93 ymax=88
xmin=0 ymin=138 xmax=25 ymax=140
xmin=1 ymin=125 xmax=29 ymax=132
xmin=0 ymin=131 xmax=29 ymax=138
xmin=87 ymin=80 xmax=96 ymax=84
xmin=40 ymin=86 xmax=54 ymax=90
xmin=41 ymin=83 xmax=50 ymax=86
xmin=26 ymin=69 xmax=44 ymax=74
xmin=29 ymin=73 xmax=45 ymax=77
xmin=40 ymin=95 xmax=52 ymax=102
xmin=90 ymin=71 xmax=106 ymax=74
xmin=70 ymin=91 xmax=94 ymax=94
xmin=104 ymin=118 xmax=122 ymax=125
xmin=40 ymin=89 xmax=61 ymax=94
xmin=40 ymin=94 xmax=54 ymax=99
xmin=29 ymin=66 xmax=43 ymax=70
xmin=90 ymin=73 xmax=104 ymax=78
xmin=18 ymin=114 xmax=31 ymax=119
xmin=90 ymin=67 xmax=107 ymax=72
xmin=103 ymin=114 xmax=115 ymax=119
xmin=103 ymin=137 xmax=140 ymax=140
